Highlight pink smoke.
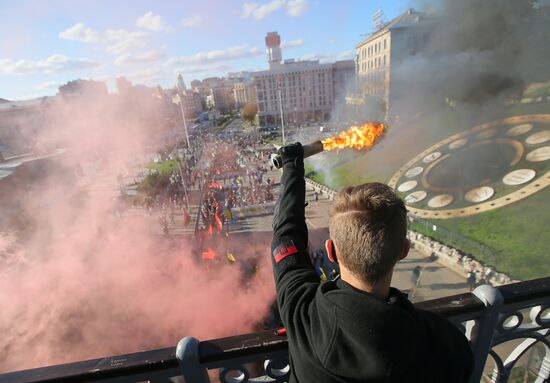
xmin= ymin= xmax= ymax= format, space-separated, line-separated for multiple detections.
xmin=0 ymin=88 xmax=275 ymax=373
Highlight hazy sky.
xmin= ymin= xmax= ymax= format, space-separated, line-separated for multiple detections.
xmin=0 ymin=0 xmax=410 ymax=100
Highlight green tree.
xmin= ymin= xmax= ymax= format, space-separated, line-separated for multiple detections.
xmin=242 ymin=102 xmax=258 ymax=126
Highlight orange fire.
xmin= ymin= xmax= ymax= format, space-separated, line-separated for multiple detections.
xmin=321 ymin=122 xmax=386 ymax=151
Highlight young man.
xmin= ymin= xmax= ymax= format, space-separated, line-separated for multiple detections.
xmin=271 ymin=143 xmax=473 ymax=383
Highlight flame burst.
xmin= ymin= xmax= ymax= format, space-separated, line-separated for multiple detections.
xmin=321 ymin=122 xmax=386 ymax=151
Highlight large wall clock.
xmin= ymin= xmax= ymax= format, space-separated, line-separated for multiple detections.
xmin=388 ymin=114 xmax=550 ymax=218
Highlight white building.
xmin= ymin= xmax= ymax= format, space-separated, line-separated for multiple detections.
xmin=355 ymin=9 xmax=435 ymax=115
xmin=254 ymin=32 xmax=355 ymax=126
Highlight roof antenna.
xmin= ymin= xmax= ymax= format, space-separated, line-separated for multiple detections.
xmin=372 ymin=8 xmax=384 ymax=31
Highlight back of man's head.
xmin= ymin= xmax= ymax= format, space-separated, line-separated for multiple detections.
xmin=329 ymin=182 xmax=407 ymax=284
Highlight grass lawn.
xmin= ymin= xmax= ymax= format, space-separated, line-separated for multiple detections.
xmin=523 ymin=81 xmax=550 ymax=99
xmin=139 ymin=159 xmax=181 ymax=197
xmin=507 ymin=101 xmax=550 ymax=115
xmin=145 ymin=159 xmax=180 ymax=175
xmin=416 ymin=187 xmax=550 ymax=280
xmin=306 ymin=101 xmax=550 ymax=280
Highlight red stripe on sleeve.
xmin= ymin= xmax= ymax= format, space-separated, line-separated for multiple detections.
xmin=274 ymin=244 xmax=298 ymax=263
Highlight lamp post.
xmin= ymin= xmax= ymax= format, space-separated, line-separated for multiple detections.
xmin=175 ymin=153 xmax=190 ymax=208
xmin=277 ymin=87 xmax=286 ymax=145
xmin=176 ymin=93 xmax=191 ymax=148
xmin=168 ymin=142 xmax=190 ymax=208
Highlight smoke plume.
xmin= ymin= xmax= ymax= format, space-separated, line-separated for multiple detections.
xmin=392 ymin=0 xmax=550 ymax=115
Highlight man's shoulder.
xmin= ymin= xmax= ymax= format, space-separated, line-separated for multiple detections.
xmin=414 ymin=307 xmax=462 ymax=334
xmin=319 ymin=282 xmax=470 ymax=354
xmin=414 ymin=307 xmax=474 ymax=364
xmin=289 ymin=283 xmax=473 ymax=382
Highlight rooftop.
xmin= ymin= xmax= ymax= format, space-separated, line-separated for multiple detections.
xmin=253 ymin=59 xmax=354 ymax=77
xmin=355 ymin=8 xmax=436 ymax=48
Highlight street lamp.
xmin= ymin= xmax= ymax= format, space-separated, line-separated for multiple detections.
xmin=175 ymin=153 xmax=190 ymax=208
xmin=277 ymin=87 xmax=286 ymax=145
xmin=175 ymin=93 xmax=191 ymax=148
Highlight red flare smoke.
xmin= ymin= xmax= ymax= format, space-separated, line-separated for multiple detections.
xmin=201 ymin=247 xmax=217 ymax=260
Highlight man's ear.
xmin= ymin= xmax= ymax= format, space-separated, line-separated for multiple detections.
xmin=399 ymin=239 xmax=410 ymax=261
xmin=325 ymin=239 xmax=338 ymax=264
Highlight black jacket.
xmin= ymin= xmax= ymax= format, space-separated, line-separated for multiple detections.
xmin=271 ymin=156 xmax=474 ymax=383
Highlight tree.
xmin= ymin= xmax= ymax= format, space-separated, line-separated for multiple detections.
xmin=242 ymin=102 xmax=258 ymax=125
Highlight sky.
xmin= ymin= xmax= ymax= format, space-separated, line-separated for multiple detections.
xmin=0 ymin=0 xmax=411 ymax=100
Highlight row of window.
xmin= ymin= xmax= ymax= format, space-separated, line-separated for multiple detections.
xmin=360 ymin=71 xmax=386 ymax=83
xmin=257 ymin=93 xmax=334 ymax=110
xmin=359 ymin=37 xmax=388 ymax=60
xmin=255 ymin=71 xmax=333 ymax=87
xmin=359 ymin=55 xmax=387 ymax=72
xmin=258 ymin=84 xmax=333 ymax=97
xmin=258 ymin=93 xmax=333 ymax=105
xmin=364 ymin=85 xmax=385 ymax=96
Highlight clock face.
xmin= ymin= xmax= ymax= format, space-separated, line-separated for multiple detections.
xmin=388 ymin=114 xmax=550 ymax=218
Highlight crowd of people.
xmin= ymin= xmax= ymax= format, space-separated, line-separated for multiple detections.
xmin=128 ymin=132 xmax=280 ymax=238
xmin=198 ymin=143 xmax=275 ymax=234
xmin=130 ymin=137 xmax=206 ymax=234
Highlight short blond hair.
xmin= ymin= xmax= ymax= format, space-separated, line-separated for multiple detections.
xmin=329 ymin=182 xmax=407 ymax=284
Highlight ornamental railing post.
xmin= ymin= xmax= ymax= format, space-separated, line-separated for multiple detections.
xmin=469 ymin=285 xmax=504 ymax=383
xmin=176 ymin=336 xmax=210 ymax=383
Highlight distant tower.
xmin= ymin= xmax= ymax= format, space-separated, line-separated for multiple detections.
xmin=177 ymin=73 xmax=186 ymax=93
xmin=266 ymin=32 xmax=282 ymax=69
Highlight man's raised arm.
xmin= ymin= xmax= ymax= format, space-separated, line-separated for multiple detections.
xmin=271 ymin=143 xmax=319 ymax=323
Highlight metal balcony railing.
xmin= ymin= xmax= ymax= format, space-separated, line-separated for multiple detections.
xmin=1 ymin=277 xmax=549 ymax=383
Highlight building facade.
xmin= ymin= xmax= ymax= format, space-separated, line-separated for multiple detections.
xmin=175 ymin=91 xmax=203 ymax=119
xmin=188 ymin=77 xmax=238 ymax=114
xmin=355 ymin=9 xmax=435 ymax=116
xmin=254 ymin=60 xmax=332 ymax=126
xmin=209 ymin=83 xmax=235 ymax=114
xmin=254 ymin=32 xmax=355 ymax=126
xmin=233 ymin=81 xmax=257 ymax=109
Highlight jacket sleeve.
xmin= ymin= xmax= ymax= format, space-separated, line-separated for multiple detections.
xmin=271 ymin=156 xmax=319 ymax=328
